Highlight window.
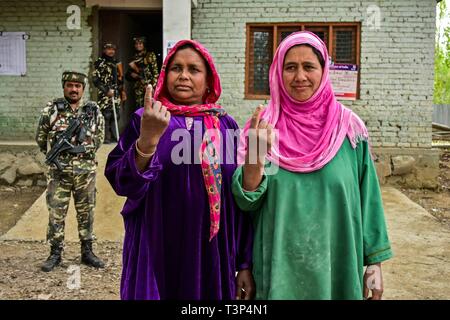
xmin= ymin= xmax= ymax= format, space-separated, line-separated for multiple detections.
xmin=248 ymin=27 xmax=273 ymax=95
xmin=333 ymin=27 xmax=357 ymax=64
xmin=245 ymin=23 xmax=361 ymax=99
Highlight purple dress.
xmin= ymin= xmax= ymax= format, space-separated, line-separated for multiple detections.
xmin=105 ymin=109 xmax=253 ymax=300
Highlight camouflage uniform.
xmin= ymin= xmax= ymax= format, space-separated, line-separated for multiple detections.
xmin=92 ymin=54 xmax=123 ymax=143
xmin=36 ymin=96 xmax=104 ymax=249
xmin=126 ymin=50 xmax=159 ymax=108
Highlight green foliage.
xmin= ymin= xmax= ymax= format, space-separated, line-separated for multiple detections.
xmin=435 ymin=0 xmax=450 ymax=104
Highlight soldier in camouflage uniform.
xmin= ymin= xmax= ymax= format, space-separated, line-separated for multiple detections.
xmin=125 ymin=36 xmax=159 ymax=109
xmin=92 ymin=42 xmax=125 ymax=144
xmin=36 ymin=71 xmax=106 ymax=272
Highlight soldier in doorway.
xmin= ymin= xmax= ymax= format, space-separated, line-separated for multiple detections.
xmin=125 ymin=36 xmax=159 ymax=109
xmin=92 ymin=42 xmax=126 ymax=143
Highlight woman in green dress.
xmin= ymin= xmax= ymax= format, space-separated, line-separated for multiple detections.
xmin=232 ymin=31 xmax=393 ymax=300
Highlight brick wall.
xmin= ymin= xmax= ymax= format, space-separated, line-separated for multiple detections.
xmin=0 ymin=0 xmax=438 ymax=148
xmin=0 ymin=0 xmax=92 ymax=140
xmin=192 ymin=0 xmax=436 ymax=148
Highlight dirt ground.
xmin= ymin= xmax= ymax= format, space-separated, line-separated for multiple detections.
xmin=0 ymin=151 xmax=448 ymax=300
xmin=0 ymin=186 xmax=122 ymax=300
xmin=0 ymin=240 xmax=122 ymax=300
xmin=401 ymin=150 xmax=450 ymax=228
xmin=0 ymin=186 xmax=46 ymax=236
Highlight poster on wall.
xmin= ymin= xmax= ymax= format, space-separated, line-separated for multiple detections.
xmin=164 ymin=40 xmax=178 ymax=59
xmin=0 ymin=32 xmax=28 ymax=76
xmin=329 ymin=63 xmax=358 ymax=100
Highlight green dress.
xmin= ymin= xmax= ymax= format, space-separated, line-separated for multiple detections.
xmin=232 ymin=138 xmax=393 ymax=300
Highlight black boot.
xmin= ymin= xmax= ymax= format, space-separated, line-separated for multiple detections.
xmin=81 ymin=240 xmax=105 ymax=268
xmin=41 ymin=245 xmax=62 ymax=272
xmin=103 ymin=109 xmax=112 ymax=144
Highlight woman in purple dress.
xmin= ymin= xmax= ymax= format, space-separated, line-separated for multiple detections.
xmin=105 ymin=40 xmax=255 ymax=300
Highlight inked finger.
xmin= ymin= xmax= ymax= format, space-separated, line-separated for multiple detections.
xmin=144 ymin=85 xmax=153 ymax=109
xmin=147 ymin=84 xmax=153 ymax=97
xmin=250 ymin=104 xmax=264 ymax=129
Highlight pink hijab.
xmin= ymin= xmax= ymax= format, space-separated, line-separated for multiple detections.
xmin=239 ymin=31 xmax=368 ymax=172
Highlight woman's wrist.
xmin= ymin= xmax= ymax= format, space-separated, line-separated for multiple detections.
xmin=136 ymin=137 xmax=157 ymax=155
xmin=244 ymin=163 xmax=264 ymax=175
xmin=242 ymin=164 xmax=264 ymax=191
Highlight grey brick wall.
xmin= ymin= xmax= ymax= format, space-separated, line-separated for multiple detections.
xmin=0 ymin=0 xmax=437 ymax=148
xmin=0 ymin=0 xmax=92 ymax=140
xmin=192 ymin=0 xmax=436 ymax=148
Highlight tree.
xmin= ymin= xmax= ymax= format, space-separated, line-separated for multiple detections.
xmin=434 ymin=0 xmax=450 ymax=104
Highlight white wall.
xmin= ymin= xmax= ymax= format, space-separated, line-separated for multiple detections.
xmin=162 ymin=0 xmax=191 ymax=60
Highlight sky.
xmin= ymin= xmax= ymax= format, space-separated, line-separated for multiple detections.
xmin=437 ymin=0 xmax=450 ymax=47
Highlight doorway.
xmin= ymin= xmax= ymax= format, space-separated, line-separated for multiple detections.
xmin=97 ymin=9 xmax=163 ymax=131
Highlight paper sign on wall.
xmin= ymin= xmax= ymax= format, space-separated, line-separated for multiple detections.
xmin=329 ymin=63 xmax=358 ymax=100
xmin=165 ymin=40 xmax=178 ymax=58
xmin=0 ymin=32 xmax=27 ymax=76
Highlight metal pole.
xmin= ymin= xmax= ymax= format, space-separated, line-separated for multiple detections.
xmin=111 ymin=96 xmax=120 ymax=142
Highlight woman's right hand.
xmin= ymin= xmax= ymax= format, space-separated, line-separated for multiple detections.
xmin=242 ymin=105 xmax=273 ymax=191
xmin=137 ymin=85 xmax=171 ymax=154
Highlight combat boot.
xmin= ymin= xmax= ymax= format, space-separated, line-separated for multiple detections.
xmin=81 ymin=240 xmax=105 ymax=268
xmin=103 ymin=126 xmax=111 ymax=144
xmin=41 ymin=245 xmax=62 ymax=272
xmin=103 ymin=111 xmax=112 ymax=144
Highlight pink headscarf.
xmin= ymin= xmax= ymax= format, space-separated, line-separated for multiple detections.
xmin=239 ymin=31 xmax=368 ymax=172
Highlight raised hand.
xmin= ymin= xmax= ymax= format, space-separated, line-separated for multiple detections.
xmin=246 ymin=104 xmax=273 ymax=167
xmin=242 ymin=105 xmax=273 ymax=191
xmin=137 ymin=85 xmax=171 ymax=155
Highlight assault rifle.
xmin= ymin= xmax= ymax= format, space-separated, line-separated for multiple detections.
xmin=45 ymin=116 xmax=86 ymax=170
xmin=129 ymin=58 xmax=148 ymax=86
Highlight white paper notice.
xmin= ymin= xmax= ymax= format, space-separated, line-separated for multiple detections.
xmin=0 ymin=32 xmax=27 ymax=76
xmin=329 ymin=64 xmax=358 ymax=101
xmin=165 ymin=40 xmax=178 ymax=58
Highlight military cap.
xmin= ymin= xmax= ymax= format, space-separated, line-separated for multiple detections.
xmin=61 ymin=71 xmax=88 ymax=88
xmin=133 ymin=36 xmax=147 ymax=44
xmin=103 ymin=42 xmax=117 ymax=49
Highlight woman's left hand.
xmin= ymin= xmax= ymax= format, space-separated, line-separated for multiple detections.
xmin=363 ymin=263 xmax=384 ymax=300
xmin=235 ymin=269 xmax=255 ymax=300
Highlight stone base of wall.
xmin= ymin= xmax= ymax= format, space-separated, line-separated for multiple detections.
xmin=0 ymin=145 xmax=47 ymax=187
xmin=373 ymin=147 xmax=441 ymax=189
xmin=0 ymin=145 xmax=441 ymax=190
